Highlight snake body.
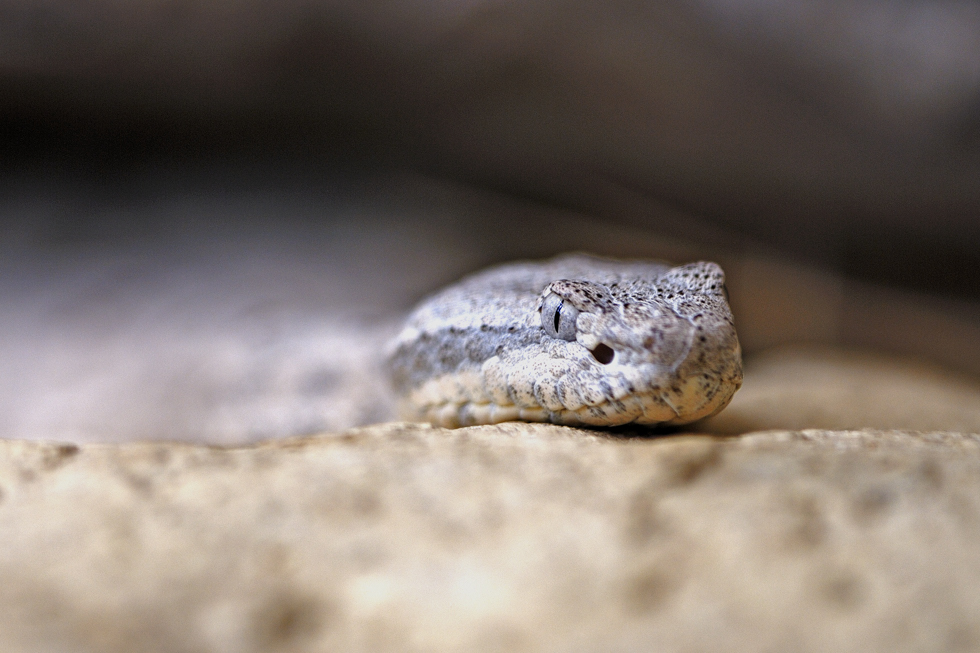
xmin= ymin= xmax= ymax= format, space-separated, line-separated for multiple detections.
xmin=387 ymin=254 xmax=742 ymax=428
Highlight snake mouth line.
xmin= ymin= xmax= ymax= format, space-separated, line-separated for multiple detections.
xmin=403 ymin=362 xmax=741 ymax=429
xmin=412 ymin=386 xmax=735 ymax=429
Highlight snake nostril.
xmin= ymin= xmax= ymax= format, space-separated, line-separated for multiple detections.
xmin=591 ymin=343 xmax=615 ymax=365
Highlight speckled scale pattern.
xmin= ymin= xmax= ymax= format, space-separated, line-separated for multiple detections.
xmin=387 ymin=253 xmax=743 ymax=428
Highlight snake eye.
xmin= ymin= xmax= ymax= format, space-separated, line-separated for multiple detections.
xmin=541 ymin=292 xmax=578 ymax=341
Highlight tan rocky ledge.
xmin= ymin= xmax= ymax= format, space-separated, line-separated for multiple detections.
xmin=1 ymin=423 xmax=978 ymax=652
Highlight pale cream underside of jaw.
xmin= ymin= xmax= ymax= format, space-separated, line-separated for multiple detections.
xmin=400 ymin=368 xmax=737 ymax=429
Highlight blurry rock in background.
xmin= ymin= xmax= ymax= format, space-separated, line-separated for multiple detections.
xmin=0 ymin=0 xmax=978 ymax=442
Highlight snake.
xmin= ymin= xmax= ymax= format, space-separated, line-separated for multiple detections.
xmin=386 ymin=253 xmax=742 ymax=428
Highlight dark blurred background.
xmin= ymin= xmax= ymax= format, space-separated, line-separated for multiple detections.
xmin=1 ymin=0 xmax=979 ymax=442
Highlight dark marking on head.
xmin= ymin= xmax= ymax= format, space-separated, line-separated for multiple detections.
xmin=591 ymin=343 xmax=615 ymax=364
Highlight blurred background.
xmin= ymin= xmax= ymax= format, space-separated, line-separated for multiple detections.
xmin=1 ymin=0 xmax=979 ymax=442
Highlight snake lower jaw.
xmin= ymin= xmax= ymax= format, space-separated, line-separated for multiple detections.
xmin=405 ymin=376 xmax=741 ymax=429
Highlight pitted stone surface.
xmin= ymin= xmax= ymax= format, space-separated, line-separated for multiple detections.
xmin=0 ymin=425 xmax=979 ymax=652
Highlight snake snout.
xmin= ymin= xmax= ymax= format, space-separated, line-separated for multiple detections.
xmin=634 ymin=315 xmax=696 ymax=371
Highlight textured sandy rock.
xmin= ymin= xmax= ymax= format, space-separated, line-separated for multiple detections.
xmin=1 ymin=423 xmax=979 ymax=652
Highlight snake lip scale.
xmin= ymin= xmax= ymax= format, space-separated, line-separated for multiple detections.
xmin=387 ymin=253 xmax=743 ymax=428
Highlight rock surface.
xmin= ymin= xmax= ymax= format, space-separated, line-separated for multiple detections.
xmin=1 ymin=423 xmax=979 ymax=652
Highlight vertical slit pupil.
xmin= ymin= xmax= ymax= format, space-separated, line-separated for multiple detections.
xmin=554 ymin=301 xmax=563 ymax=332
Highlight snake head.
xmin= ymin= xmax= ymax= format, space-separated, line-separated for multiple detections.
xmin=535 ymin=261 xmax=741 ymax=424
xmin=391 ymin=254 xmax=741 ymax=428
